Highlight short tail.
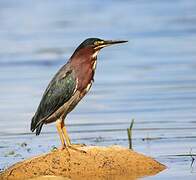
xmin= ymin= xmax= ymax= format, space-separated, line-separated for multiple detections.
xmin=30 ymin=115 xmax=44 ymax=136
xmin=35 ymin=122 xmax=44 ymax=135
xmin=30 ymin=116 xmax=36 ymax=132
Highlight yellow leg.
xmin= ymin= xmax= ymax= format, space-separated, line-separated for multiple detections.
xmin=56 ymin=119 xmax=65 ymax=150
xmin=61 ymin=120 xmax=86 ymax=153
xmin=61 ymin=122 xmax=71 ymax=146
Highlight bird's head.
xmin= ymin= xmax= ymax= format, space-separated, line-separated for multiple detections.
xmin=72 ymin=38 xmax=128 ymax=59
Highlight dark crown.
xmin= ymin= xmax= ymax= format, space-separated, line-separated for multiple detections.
xmin=75 ymin=38 xmax=103 ymax=51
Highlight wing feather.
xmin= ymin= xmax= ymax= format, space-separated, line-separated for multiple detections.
xmin=31 ymin=65 xmax=76 ymax=134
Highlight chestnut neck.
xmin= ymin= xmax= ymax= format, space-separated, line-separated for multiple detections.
xmin=69 ymin=46 xmax=98 ymax=91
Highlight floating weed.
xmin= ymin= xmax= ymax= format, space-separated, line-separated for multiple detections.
xmin=4 ymin=150 xmax=15 ymax=157
xmin=27 ymin=148 xmax=31 ymax=153
xmin=167 ymin=148 xmax=196 ymax=168
xmin=14 ymin=154 xmax=22 ymax=157
xmin=51 ymin=145 xmax=57 ymax=152
xmin=94 ymin=136 xmax=104 ymax=143
xmin=142 ymin=137 xmax=160 ymax=141
xmin=20 ymin=142 xmax=27 ymax=148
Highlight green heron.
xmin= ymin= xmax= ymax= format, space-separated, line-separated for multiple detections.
xmin=31 ymin=38 xmax=127 ymax=150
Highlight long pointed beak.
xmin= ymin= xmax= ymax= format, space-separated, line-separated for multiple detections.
xmin=94 ymin=40 xmax=128 ymax=50
xmin=103 ymin=40 xmax=128 ymax=46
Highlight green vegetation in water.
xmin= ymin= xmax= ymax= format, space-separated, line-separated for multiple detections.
xmin=4 ymin=150 xmax=15 ymax=157
xmin=127 ymin=119 xmax=134 ymax=149
xmin=168 ymin=148 xmax=196 ymax=167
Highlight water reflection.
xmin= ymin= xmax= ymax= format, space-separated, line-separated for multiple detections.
xmin=0 ymin=0 xmax=196 ymax=179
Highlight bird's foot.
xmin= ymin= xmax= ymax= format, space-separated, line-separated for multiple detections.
xmin=58 ymin=146 xmax=65 ymax=151
xmin=67 ymin=145 xmax=86 ymax=153
xmin=58 ymin=143 xmax=68 ymax=151
xmin=69 ymin=143 xmax=86 ymax=148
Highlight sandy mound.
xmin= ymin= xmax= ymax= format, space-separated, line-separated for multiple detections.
xmin=0 ymin=146 xmax=166 ymax=180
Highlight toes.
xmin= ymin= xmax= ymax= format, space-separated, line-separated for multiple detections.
xmin=68 ymin=146 xmax=86 ymax=154
xmin=70 ymin=144 xmax=86 ymax=147
xmin=58 ymin=145 xmax=65 ymax=151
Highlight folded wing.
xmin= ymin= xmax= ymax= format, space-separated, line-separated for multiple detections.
xmin=31 ymin=66 xmax=77 ymax=135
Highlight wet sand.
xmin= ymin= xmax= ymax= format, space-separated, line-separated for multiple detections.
xmin=0 ymin=146 xmax=165 ymax=180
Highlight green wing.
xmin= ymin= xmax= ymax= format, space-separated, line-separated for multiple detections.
xmin=31 ymin=67 xmax=76 ymax=134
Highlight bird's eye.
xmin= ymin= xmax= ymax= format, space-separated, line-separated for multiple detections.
xmin=94 ymin=41 xmax=104 ymax=46
xmin=94 ymin=41 xmax=99 ymax=46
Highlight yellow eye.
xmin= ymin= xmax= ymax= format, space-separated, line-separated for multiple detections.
xmin=94 ymin=41 xmax=104 ymax=46
xmin=94 ymin=41 xmax=99 ymax=46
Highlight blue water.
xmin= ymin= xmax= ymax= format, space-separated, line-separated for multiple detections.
xmin=0 ymin=0 xmax=196 ymax=179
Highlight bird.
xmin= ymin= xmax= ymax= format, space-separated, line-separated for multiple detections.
xmin=31 ymin=38 xmax=128 ymax=150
